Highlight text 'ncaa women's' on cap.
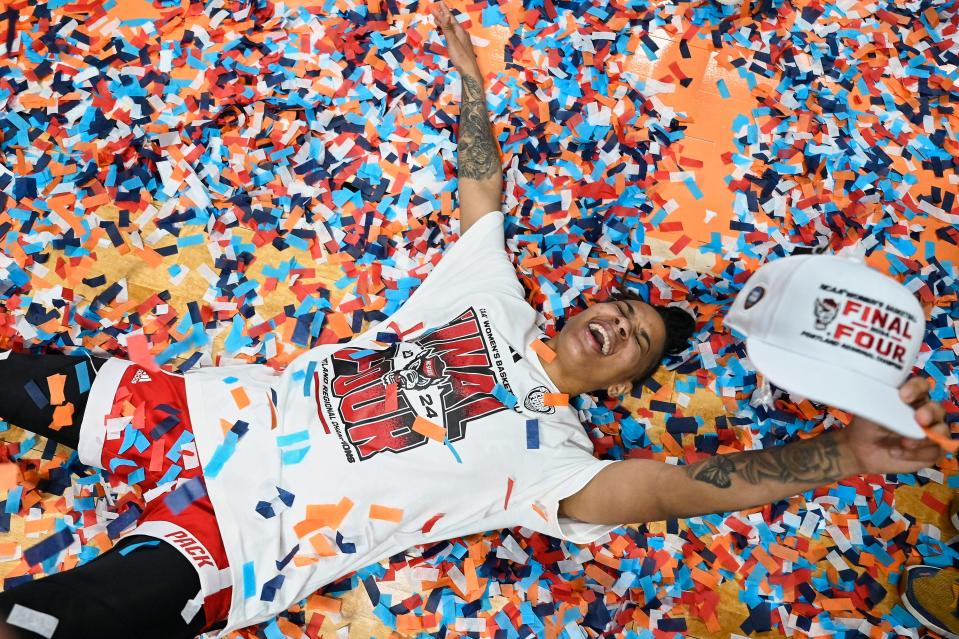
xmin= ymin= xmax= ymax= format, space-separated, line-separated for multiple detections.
xmin=724 ymin=254 xmax=926 ymax=438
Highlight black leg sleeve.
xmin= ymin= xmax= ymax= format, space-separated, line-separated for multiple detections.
xmin=0 ymin=535 xmax=206 ymax=639
xmin=0 ymin=351 xmax=108 ymax=451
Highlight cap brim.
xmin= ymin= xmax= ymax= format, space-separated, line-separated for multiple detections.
xmin=746 ymin=339 xmax=924 ymax=438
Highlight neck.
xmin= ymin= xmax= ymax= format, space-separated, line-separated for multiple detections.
xmin=540 ymin=338 xmax=590 ymax=396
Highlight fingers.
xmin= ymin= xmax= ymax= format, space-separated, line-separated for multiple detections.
xmin=899 ymin=377 xmax=930 ymax=408
xmin=432 ymin=1 xmax=463 ymax=35
xmin=923 ymin=419 xmax=959 ymax=454
xmin=890 ymin=427 xmax=947 ymax=461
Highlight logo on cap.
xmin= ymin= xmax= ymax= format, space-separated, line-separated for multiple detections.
xmin=744 ymin=286 xmax=765 ymax=309
xmin=802 ymin=285 xmax=917 ymax=371
xmin=813 ymin=298 xmax=840 ymax=330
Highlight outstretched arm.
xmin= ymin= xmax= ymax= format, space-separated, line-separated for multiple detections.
xmin=561 ymin=378 xmax=949 ymax=524
xmin=432 ymin=2 xmax=502 ymax=235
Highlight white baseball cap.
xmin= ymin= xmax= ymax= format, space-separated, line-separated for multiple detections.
xmin=725 ymin=254 xmax=926 ymax=438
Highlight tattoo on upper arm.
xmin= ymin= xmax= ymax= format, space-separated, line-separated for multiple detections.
xmin=684 ymin=436 xmax=844 ymax=489
xmin=458 ymin=75 xmax=499 ymax=181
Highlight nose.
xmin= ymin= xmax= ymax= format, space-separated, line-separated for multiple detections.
xmin=614 ymin=315 xmax=628 ymax=339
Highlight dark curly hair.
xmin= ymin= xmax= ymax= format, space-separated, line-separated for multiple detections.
xmin=606 ymin=288 xmax=697 ymax=385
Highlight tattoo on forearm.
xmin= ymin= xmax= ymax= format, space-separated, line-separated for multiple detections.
xmin=684 ymin=436 xmax=845 ymax=489
xmin=458 ymin=75 xmax=499 ymax=180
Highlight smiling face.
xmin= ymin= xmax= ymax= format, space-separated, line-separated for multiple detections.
xmin=544 ymin=299 xmax=668 ymax=396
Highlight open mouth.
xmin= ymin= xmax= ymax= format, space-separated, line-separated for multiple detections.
xmin=587 ymin=321 xmax=614 ymax=356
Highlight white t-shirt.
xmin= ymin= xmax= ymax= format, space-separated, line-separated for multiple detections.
xmin=183 ymin=212 xmax=618 ymax=633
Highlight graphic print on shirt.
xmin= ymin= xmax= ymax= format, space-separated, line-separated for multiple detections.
xmin=317 ymin=308 xmax=507 ymax=461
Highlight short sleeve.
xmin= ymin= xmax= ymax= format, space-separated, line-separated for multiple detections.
xmin=512 ymin=444 xmax=620 ymax=545
xmin=403 ymin=211 xmax=522 ymax=303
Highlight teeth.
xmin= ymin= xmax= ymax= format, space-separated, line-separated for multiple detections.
xmin=588 ymin=322 xmax=611 ymax=355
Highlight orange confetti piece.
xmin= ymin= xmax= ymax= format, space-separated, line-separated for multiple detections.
xmin=292 ymin=555 xmax=320 ymax=567
xmin=231 ymin=387 xmax=250 ymax=410
xmin=0 ymin=542 xmax=19 ymax=560
xmin=305 ymin=497 xmax=354 ymax=529
xmin=820 ymin=597 xmax=856 ymax=611
xmin=531 ymin=502 xmax=548 ymax=521
xmin=327 ymin=312 xmax=353 ymax=339
xmin=530 ymin=339 xmax=556 ymax=363
xmin=690 ymin=566 xmax=718 ymax=589
xmin=23 ymin=518 xmax=54 ymax=536
xmin=50 ymin=403 xmax=74 ymax=431
xmin=543 ymin=393 xmax=568 ymax=406
xmin=0 ymin=464 xmax=19 ymax=491
xmin=412 ymin=416 xmax=446 ymax=442
xmin=368 ymin=504 xmax=404 ymax=523
xmin=585 ymin=564 xmax=616 ymax=589
xmin=925 ymin=426 xmax=959 ymax=453
xmin=310 ymin=595 xmax=342 ymax=614
xmin=46 ymin=373 xmax=67 ymax=405
xmin=464 ymin=558 xmax=479 ymax=594
xmin=308 ymin=534 xmax=338 ymax=557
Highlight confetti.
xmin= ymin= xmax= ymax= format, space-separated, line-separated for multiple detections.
xmin=411 ymin=416 xmax=446 ymax=442
xmin=368 ymin=505 xmax=404 ymax=523
xmin=45 ymin=374 xmax=66 ymax=406
xmin=543 ymin=393 xmax=569 ymax=407
xmin=530 ymin=339 xmax=556 ymax=363
xmin=525 ymin=419 xmax=540 ymax=449
xmin=0 ymin=1 xmax=954 ymax=638
xmin=163 ymin=476 xmax=207 ymax=516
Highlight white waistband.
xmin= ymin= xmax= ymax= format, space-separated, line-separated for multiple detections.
xmin=123 ymin=520 xmax=231 ymax=599
xmin=77 ymin=357 xmax=133 ymax=467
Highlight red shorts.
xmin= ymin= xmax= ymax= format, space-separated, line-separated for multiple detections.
xmin=78 ymin=357 xmax=231 ymax=630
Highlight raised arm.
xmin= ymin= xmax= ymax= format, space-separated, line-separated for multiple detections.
xmin=432 ymin=2 xmax=503 ymax=235
xmin=561 ymin=378 xmax=949 ymax=525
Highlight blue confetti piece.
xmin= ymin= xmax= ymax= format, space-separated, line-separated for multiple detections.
xmin=23 ymin=380 xmax=47 ymax=409
xmin=276 ymin=486 xmax=295 ymax=507
xmin=281 ymin=447 xmax=310 ymax=465
xmin=224 ymin=315 xmax=252 ymax=354
xmin=683 ymin=178 xmax=703 ymax=200
xmin=118 ymin=423 xmax=138 ymax=455
xmin=481 ymin=4 xmax=508 ymax=26
xmin=24 ymin=527 xmax=74 ymax=566
xmin=204 ymin=432 xmax=238 ymax=479
xmin=255 ymin=501 xmax=276 ymax=518
xmin=276 ymin=430 xmax=310 ymax=447
xmin=348 ymin=348 xmax=376 ymax=360
xmin=166 ymin=430 xmax=195 ymax=462
xmin=492 ymin=384 xmax=517 ymax=409
xmin=118 ymin=540 xmax=161 ymax=556
xmin=717 ymin=78 xmax=730 ymax=98
xmin=336 ymin=531 xmax=356 ymax=553
xmin=525 ymin=419 xmax=540 ymax=449
xmin=75 ymin=361 xmax=91 ymax=393
xmin=127 ymin=467 xmax=145 ymax=485
xmin=4 ymin=486 xmax=22 ymax=514
xmin=260 ymin=574 xmax=285 ymax=602
xmin=108 ymin=458 xmax=138 ymax=473
xmin=263 ymin=619 xmax=286 ymax=639
xmin=243 ymin=561 xmax=256 ymax=598
xmin=163 ymin=476 xmax=207 ymax=515
xmin=106 ymin=504 xmax=142 ymax=540
xmin=445 ymin=440 xmax=463 ymax=464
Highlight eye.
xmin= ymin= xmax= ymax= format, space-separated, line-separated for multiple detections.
xmin=616 ymin=302 xmax=642 ymax=346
